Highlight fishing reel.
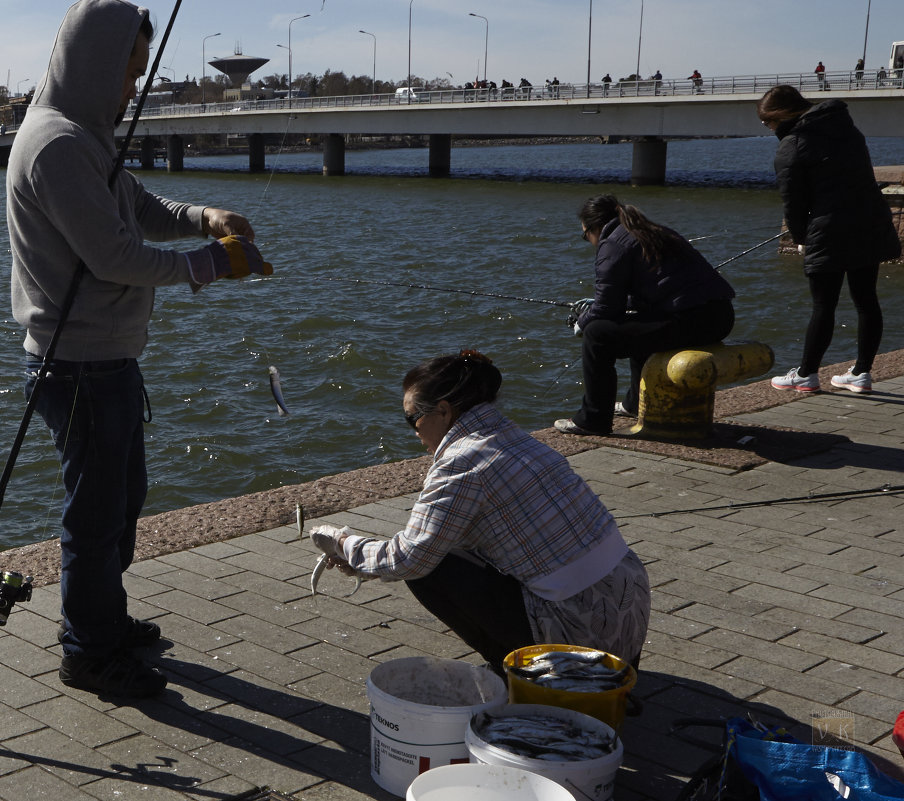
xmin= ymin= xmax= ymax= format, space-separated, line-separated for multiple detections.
xmin=0 ymin=571 xmax=33 ymax=626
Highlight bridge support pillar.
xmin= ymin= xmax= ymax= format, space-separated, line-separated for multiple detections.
xmin=429 ymin=134 xmax=452 ymax=177
xmin=140 ymin=137 xmax=156 ymax=170
xmin=631 ymin=137 xmax=667 ymax=186
xmin=249 ymin=133 xmax=266 ymax=173
xmin=323 ymin=134 xmax=346 ymax=176
xmin=166 ymin=134 xmax=184 ymax=173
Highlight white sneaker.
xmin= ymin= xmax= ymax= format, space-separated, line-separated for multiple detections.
xmin=770 ymin=367 xmax=820 ymax=392
xmin=830 ymin=367 xmax=872 ymax=394
xmin=614 ymin=402 xmax=636 ymax=418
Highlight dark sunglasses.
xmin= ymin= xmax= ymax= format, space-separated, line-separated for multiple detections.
xmin=405 ymin=408 xmax=430 ymax=429
xmin=581 ymin=228 xmax=590 ymax=241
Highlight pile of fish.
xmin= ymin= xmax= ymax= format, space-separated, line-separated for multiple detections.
xmin=507 ymin=649 xmax=631 ymax=693
xmin=471 ymin=710 xmax=616 ymax=761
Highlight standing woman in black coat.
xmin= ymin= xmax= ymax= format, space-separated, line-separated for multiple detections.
xmin=758 ymin=85 xmax=901 ymax=394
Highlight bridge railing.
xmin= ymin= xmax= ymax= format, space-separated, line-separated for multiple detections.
xmin=126 ymin=68 xmax=904 ymax=121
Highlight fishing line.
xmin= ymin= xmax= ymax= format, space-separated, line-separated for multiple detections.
xmin=252 ymin=113 xmax=296 ymax=221
xmin=616 ymin=482 xmax=903 ymax=519
xmin=314 ymin=276 xmax=572 ymax=307
xmin=0 ymin=0 xmax=184 ymax=512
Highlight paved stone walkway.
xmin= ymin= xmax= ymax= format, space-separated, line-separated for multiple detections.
xmin=0 ymin=377 xmax=902 ymax=801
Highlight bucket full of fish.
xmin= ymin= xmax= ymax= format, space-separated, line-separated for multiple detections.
xmin=367 ymin=656 xmax=508 ymax=798
xmin=503 ymin=644 xmax=636 ymax=732
xmin=406 ymin=762 xmax=578 ymax=801
xmin=466 ymin=703 xmax=623 ymax=801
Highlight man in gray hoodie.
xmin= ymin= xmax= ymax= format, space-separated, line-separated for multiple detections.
xmin=6 ymin=0 xmax=272 ymax=697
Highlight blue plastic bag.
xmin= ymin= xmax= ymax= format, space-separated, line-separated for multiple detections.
xmin=728 ymin=717 xmax=904 ymax=801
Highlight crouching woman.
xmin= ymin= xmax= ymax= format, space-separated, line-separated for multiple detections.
xmin=314 ymin=350 xmax=650 ymax=675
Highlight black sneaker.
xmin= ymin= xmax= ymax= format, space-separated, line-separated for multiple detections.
xmin=59 ymin=650 xmax=167 ymax=697
xmin=58 ymin=616 xmax=162 ymax=649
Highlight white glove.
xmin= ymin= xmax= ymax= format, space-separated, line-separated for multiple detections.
xmin=310 ymin=524 xmax=351 ymax=560
xmin=797 ymin=244 xmax=806 ymax=256
xmin=573 ymin=322 xmax=583 ymax=337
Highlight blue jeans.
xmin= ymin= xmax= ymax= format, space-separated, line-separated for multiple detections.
xmin=25 ymin=355 xmax=148 ymax=658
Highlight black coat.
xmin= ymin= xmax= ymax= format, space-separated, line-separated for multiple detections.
xmin=773 ymin=99 xmax=900 ymax=275
xmin=577 ymin=218 xmax=735 ymax=328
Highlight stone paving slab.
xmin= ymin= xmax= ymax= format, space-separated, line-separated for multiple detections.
xmin=0 ymin=376 xmax=902 ymax=800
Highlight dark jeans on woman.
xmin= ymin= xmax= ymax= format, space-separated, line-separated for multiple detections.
xmin=574 ymin=298 xmax=735 ymax=433
xmin=800 ymin=265 xmax=882 ymax=376
xmin=406 ymin=552 xmax=536 ymax=677
xmin=25 ymin=355 xmax=147 ymax=659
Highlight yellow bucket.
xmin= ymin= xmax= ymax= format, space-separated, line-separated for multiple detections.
xmin=503 ymin=644 xmax=636 ymax=732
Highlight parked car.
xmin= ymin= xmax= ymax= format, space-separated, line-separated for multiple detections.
xmin=394 ymin=87 xmax=424 ymax=103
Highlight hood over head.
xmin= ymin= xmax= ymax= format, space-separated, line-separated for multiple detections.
xmin=30 ymin=0 xmax=149 ymax=147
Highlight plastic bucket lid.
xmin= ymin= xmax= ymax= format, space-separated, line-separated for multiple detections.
xmin=406 ymin=763 xmax=577 ymax=801
xmin=503 ymin=644 xmax=636 ymax=732
xmin=466 ymin=703 xmax=623 ymax=801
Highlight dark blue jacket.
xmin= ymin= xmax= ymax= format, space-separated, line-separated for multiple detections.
xmin=577 ymin=219 xmax=735 ymax=328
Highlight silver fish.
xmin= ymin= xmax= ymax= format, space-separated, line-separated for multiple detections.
xmin=508 ymin=650 xmax=630 ymax=692
xmin=311 ymin=553 xmax=328 ymax=596
xmin=471 ymin=712 xmax=615 ymax=761
xmin=268 ymin=365 xmax=290 ymax=416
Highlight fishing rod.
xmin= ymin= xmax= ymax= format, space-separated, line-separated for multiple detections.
xmin=716 ymin=230 xmax=786 ymax=270
xmin=315 ymin=276 xmax=572 ymax=307
xmin=617 ymin=482 xmax=903 ymax=519
xmin=0 ymin=0 xmax=184 ymax=511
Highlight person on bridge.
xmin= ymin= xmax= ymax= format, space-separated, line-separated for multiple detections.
xmin=757 ymin=85 xmax=900 ymax=394
xmin=688 ymin=69 xmax=703 ymax=93
xmin=814 ymin=61 xmax=827 ymax=89
xmin=554 ymin=195 xmax=736 ymax=436
xmin=854 ymin=58 xmax=865 ymax=88
xmin=5 ymin=0 xmax=272 ymax=698
xmin=309 ymin=349 xmax=651 ymax=677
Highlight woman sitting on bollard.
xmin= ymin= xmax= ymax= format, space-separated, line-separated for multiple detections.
xmin=311 ymin=349 xmax=651 ymax=676
xmin=554 ymin=194 xmax=736 ymax=436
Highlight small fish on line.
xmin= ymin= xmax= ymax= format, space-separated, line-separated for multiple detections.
xmin=268 ymin=365 xmax=290 ymax=416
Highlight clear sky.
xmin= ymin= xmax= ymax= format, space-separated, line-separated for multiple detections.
xmin=2 ymin=0 xmax=901 ymax=96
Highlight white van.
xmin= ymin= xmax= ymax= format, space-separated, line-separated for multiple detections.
xmin=890 ymin=41 xmax=904 ymax=75
xmin=395 ymin=87 xmax=423 ymax=103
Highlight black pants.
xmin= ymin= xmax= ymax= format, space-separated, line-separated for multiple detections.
xmin=800 ymin=265 xmax=882 ymax=376
xmin=574 ymin=299 xmax=735 ymax=433
xmin=405 ymin=553 xmax=536 ymax=677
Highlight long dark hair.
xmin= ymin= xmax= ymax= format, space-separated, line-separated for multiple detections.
xmin=579 ymin=195 xmax=691 ymax=266
xmin=756 ymin=84 xmax=812 ymax=127
xmin=403 ymin=350 xmax=502 ymax=416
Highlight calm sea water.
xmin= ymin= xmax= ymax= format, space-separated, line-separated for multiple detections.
xmin=1 ymin=137 xmax=903 ymax=549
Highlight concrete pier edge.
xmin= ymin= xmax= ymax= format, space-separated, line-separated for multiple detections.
xmin=2 ymin=350 xmax=903 ymax=587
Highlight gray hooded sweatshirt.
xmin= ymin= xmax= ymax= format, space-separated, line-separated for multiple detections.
xmin=6 ymin=0 xmax=205 ymax=361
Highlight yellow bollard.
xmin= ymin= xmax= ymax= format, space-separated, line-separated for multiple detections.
xmin=629 ymin=341 xmax=774 ymax=439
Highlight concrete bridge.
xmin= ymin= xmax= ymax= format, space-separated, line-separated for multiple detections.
xmin=3 ymin=69 xmax=903 ymax=184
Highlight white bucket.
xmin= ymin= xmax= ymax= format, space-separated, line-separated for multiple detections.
xmin=367 ymin=657 xmax=508 ymax=798
xmin=406 ymin=763 xmax=577 ymax=801
xmin=465 ymin=703 xmax=623 ymax=801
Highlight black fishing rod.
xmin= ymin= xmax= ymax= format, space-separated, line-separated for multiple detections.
xmin=0 ymin=0 xmax=184 ymax=511
xmin=315 ymin=276 xmax=572 ymax=307
xmin=617 ymin=482 xmax=903 ymax=519
xmin=716 ymin=230 xmax=786 ymax=270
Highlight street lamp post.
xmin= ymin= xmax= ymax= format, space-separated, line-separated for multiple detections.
xmin=202 ymin=32 xmax=221 ymax=104
xmin=288 ymin=14 xmax=311 ymax=107
xmin=468 ymin=13 xmax=488 ymax=84
xmin=359 ymin=30 xmax=376 ymax=94
xmin=586 ymin=0 xmax=592 ymax=97
xmin=861 ymin=0 xmax=872 ymax=66
xmin=16 ymin=78 xmax=30 ymax=97
xmin=408 ymin=0 xmax=414 ymax=104
xmin=635 ymin=0 xmax=644 ymax=83
xmin=277 ymin=43 xmax=292 ymax=99
xmin=160 ymin=66 xmax=176 ymax=104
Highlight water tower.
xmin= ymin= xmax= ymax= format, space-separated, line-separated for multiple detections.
xmin=208 ymin=43 xmax=269 ymax=99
